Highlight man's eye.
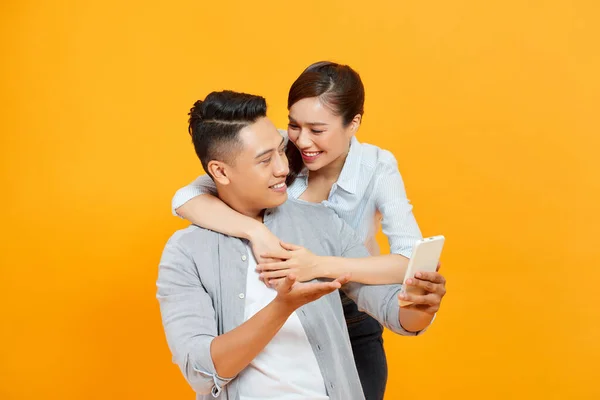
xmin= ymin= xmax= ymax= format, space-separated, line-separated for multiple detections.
xmin=288 ymin=124 xmax=299 ymax=130
xmin=261 ymin=158 xmax=272 ymax=164
xmin=311 ymin=130 xmax=324 ymax=134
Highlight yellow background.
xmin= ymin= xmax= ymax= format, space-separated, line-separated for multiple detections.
xmin=1 ymin=1 xmax=599 ymax=399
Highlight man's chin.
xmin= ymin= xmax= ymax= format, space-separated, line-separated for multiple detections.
xmin=265 ymin=192 xmax=288 ymax=208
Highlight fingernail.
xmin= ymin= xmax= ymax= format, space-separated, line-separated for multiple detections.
xmin=415 ymin=272 xmax=422 ymax=278
xmin=406 ymin=278 xmax=413 ymax=285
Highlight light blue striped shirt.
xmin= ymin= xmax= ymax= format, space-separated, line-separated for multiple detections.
xmin=172 ymin=133 xmax=422 ymax=257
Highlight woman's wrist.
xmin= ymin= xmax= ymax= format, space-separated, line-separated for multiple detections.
xmin=243 ymin=219 xmax=268 ymax=241
xmin=316 ymin=256 xmax=337 ymax=279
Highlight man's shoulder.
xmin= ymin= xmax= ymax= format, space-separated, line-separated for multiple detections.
xmin=165 ymin=224 xmax=221 ymax=249
xmin=275 ymin=198 xmax=348 ymax=240
xmin=271 ymin=199 xmax=346 ymax=256
xmin=278 ymin=198 xmax=341 ymax=221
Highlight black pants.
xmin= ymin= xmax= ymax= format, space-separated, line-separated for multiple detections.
xmin=342 ymin=292 xmax=387 ymax=400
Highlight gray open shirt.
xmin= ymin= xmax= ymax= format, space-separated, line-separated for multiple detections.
xmin=157 ymin=198 xmax=423 ymax=400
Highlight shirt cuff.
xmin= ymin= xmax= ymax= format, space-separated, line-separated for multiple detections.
xmin=192 ymin=366 xmax=235 ymax=398
xmin=387 ymin=288 xmax=435 ymax=336
xmin=187 ymin=336 xmax=236 ymax=396
xmin=171 ymin=186 xmax=202 ymax=217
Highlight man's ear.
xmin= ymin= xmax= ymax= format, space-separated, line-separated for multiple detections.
xmin=207 ymin=160 xmax=230 ymax=185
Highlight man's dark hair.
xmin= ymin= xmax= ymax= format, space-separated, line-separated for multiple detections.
xmin=188 ymin=90 xmax=267 ymax=177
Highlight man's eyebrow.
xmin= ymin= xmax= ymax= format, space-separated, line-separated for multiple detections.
xmin=254 ymin=137 xmax=286 ymax=159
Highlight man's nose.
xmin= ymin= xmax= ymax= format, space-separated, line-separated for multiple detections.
xmin=274 ymin=152 xmax=290 ymax=177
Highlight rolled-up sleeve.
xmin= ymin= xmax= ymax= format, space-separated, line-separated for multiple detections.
xmin=156 ymin=239 xmax=234 ymax=396
xmin=342 ymin=281 xmax=427 ymax=336
xmin=375 ymin=152 xmax=422 ymax=258
xmin=334 ymin=214 xmax=429 ymax=336
xmin=171 ymin=175 xmax=218 ymax=216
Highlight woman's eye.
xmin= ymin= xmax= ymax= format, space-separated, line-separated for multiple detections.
xmin=311 ymin=129 xmax=324 ymax=134
xmin=261 ymin=158 xmax=272 ymax=164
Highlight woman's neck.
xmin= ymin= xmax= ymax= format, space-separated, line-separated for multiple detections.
xmin=309 ymin=147 xmax=349 ymax=184
xmin=301 ymin=148 xmax=350 ymax=203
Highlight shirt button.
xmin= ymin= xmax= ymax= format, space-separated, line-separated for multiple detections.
xmin=241 ymin=255 xmax=247 ymax=261
xmin=317 ymin=344 xmax=322 ymax=351
xmin=239 ymin=293 xmax=245 ymax=299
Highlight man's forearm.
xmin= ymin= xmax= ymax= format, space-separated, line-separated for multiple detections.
xmin=210 ymin=299 xmax=292 ymax=378
xmin=319 ymin=254 xmax=409 ymax=284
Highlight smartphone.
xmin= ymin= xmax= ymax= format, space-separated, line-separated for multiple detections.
xmin=399 ymin=235 xmax=445 ymax=307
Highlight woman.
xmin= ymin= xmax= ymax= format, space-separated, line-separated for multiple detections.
xmin=172 ymin=62 xmax=441 ymax=399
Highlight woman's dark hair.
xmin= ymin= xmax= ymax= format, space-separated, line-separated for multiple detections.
xmin=285 ymin=61 xmax=365 ymax=185
xmin=188 ymin=90 xmax=267 ymax=178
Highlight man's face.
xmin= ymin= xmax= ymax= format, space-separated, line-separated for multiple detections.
xmin=218 ymin=117 xmax=289 ymax=212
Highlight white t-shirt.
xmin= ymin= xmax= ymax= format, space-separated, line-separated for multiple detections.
xmin=237 ymin=245 xmax=329 ymax=400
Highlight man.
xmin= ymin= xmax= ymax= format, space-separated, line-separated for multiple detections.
xmin=157 ymin=91 xmax=446 ymax=399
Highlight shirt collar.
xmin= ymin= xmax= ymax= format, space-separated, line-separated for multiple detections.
xmin=335 ymin=136 xmax=362 ymax=194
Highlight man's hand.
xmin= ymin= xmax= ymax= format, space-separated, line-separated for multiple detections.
xmin=398 ymin=271 xmax=446 ymax=314
xmin=257 ymin=241 xmax=322 ymax=283
xmin=273 ymin=273 xmax=351 ymax=313
xmin=210 ymin=273 xmax=350 ymax=380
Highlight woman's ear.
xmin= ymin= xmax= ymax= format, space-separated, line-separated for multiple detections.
xmin=207 ymin=160 xmax=230 ymax=185
xmin=348 ymin=114 xmax=362 ymax=136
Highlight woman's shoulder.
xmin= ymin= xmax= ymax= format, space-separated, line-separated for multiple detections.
xmin=355 ymin=139 xmax=399 ymax=171
xmin=278 ymin=128 xmax=288 ymax=143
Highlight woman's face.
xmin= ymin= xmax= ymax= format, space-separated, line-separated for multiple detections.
xmin=287 ymin=97 xmax=359 ymax=172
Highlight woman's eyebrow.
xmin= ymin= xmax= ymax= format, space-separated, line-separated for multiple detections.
xmin=288 ymin=116 xmax=328 ymax=126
